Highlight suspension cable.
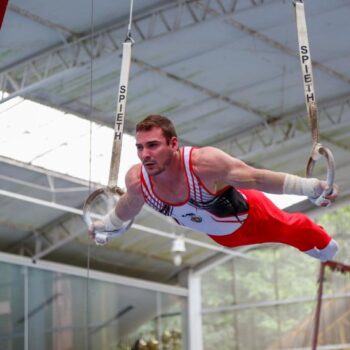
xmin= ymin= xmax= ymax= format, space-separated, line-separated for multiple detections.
xmin=127 ymin=0 xmax=134 ymax=41
xmin=85 ymin=0 xmax=95 ymax=347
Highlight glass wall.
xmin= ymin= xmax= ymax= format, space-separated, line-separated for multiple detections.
xmin=0 ymin=257 xmax=186 ymax=350
xmin=201 ymin=248 xmax=319 ymax=350
xmin=200 ymin=206 xmax=350 ymax=350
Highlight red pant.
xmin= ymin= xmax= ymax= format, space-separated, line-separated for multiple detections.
xmin=208 ymin=189 xmax=331 ymax=252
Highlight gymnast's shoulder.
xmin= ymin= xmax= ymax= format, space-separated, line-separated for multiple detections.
xmin=125 ymin=164 xmax=142 ymax=195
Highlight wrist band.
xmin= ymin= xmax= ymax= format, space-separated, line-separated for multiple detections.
xmin=283 ymin=174 xmax=321 ymax=198
xmin=103 ymin=209 xmax=125 ymax=231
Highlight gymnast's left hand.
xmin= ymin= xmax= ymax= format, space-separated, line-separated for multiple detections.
xmin=309 ymin=181 xmax=338 ymax=207
xmin=322 ymin=181 xmax=338 ymax=200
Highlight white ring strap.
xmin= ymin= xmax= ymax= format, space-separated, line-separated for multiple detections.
xmin=294 ymin=0 xmax=335 ymax=202
xmin=295 ymin=0 xmax=317 ymax=119
xmin=108 ymin=41 xmax=133 ymax=188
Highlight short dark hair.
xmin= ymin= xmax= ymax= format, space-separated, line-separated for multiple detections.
xmin=136 ymin=115 xmax=177 ymax=143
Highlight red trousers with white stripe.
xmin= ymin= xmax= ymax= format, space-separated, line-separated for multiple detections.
xmin=208 ymin=189 xmax=331 ymax=252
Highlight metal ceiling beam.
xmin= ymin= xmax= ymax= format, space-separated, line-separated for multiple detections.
xmin=8 ymin=3 xmax=76 ymax=38
xmin=0 ymin=173 xmax=88 ymax=193
xmin=132 ymin=56 xmax=274 ymax=122
xmin=0 ymin=155 xmax=97 ymax=187
xmin=0 ymin=155 xmax=157 ymax=224
xmin=0 ymin=188 xmax=83 ymax=216
xmin=26 ymin=94 xmax=137 ymax=135
xmin=210 ymin=93 xmax=350 ymax=157
xmin=0 ymin=251 xmax=189 ymax=295
xmin=0 ymin=66 xmax=86 ymax=104
xmin=132 ymin=224 xmax=253 ymax=261
xmin=192 ymin=252 xmax=234 ymax=276
xmin=202 ymin=291 xmax=350 ymax=313
xmin=195 ymin=1 xmax=350 ymax=85
xmin=0 ymin=0 xmax=263 ymax=104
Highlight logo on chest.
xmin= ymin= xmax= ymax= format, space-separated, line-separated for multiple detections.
xmin=182 ymin=213 xmax=203 ymax=223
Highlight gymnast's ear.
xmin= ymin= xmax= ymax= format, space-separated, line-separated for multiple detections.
xmin=169 ymin=136 xmax=179 ymax=150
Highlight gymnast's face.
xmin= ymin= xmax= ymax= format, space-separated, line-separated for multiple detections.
xmin=136 ymin=127 xmax=178 ymax=176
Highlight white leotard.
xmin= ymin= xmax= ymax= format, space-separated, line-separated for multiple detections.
xmin=140 ymin=147 xmax=249 ymax=236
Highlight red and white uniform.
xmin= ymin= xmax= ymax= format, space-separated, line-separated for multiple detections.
xmin=141 ymin=146 xmax=333 ymax=255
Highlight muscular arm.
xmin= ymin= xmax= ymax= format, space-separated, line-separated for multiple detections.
xmin=115 ymin=164 xmax=145 ymax=221
xmin=192 ymin=147 xmax=337 ymax=203
xmin=193 ymin=147 xmax=286 ymax=193
xmin=88 ymin=165 xmax=144 ymax=240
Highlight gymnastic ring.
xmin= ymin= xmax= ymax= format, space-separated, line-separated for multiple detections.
xmin=83 ymin=187 xmax=134 ymax=236
xmin=306 ymin=143 xmax=335 ymax=197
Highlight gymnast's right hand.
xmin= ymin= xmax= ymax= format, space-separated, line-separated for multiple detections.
xmin=88 ymin=209 xmax=125 ymax=239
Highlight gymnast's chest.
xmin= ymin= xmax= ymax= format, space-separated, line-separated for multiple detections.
xmin=152 ymin=180 xmax=189 ymax=204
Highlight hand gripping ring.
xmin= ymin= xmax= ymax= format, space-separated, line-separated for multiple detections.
xmin=83 ymin=187 xmax=134 ymax=244
xmin=306 ymin=143 xmax=335 ymax=205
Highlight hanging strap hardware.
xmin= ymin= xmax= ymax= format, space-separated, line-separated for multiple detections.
xmin=83 ymin=0 xmax=135 ymax=242
xmin=294 ymin=0 xmax=335 ymax=205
